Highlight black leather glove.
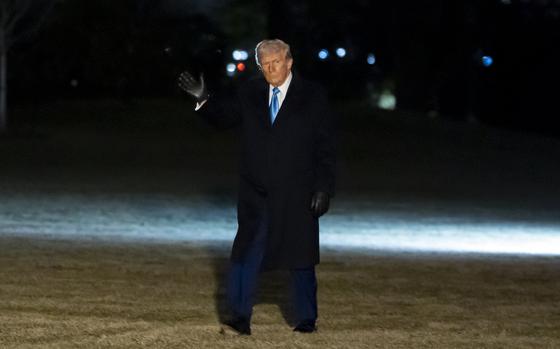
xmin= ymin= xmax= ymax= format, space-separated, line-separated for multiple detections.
xmin=310 ymin=191 xmax=330 ymax=218
xmin=178 ymin=71 xmax=209 ymax=102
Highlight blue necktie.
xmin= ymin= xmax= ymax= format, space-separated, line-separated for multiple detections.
xmin=269 ymin=87 xmax=280 ymax=124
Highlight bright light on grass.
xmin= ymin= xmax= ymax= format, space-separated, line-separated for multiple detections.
xmin=1 ymin=194 xmax=559 ymax=256
xmin=320 ymin=219 xmax=560 ymax=255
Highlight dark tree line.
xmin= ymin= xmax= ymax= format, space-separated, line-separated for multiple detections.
xmin=1 ymin=0 xmax=56 ymax=131
xmin=6 ymin=0 xmax=560 ymax=135
xmin=9 ymin=0 xmax=225 ymax=104
xmin=268 ymin=0 xmax=560 ymax=135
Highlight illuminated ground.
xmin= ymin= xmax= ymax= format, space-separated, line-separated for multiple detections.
xmin=1 ymin=189 xmax=559 ymax=255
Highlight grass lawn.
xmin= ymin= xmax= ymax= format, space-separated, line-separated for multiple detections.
xmin=1 ymin=236 xmax=559 ymax=348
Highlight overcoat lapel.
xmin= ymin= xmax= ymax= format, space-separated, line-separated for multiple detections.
xmin=252 ymin=73 xmax=304 ymax=129
xmin=252 ymin=79 xmax=270 ymax=129
xmin=271 ymin=73 xmax=303 ymax=128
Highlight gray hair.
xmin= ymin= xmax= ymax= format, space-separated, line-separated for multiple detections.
xmin=255 ymin=39 xmax=292 ymax=67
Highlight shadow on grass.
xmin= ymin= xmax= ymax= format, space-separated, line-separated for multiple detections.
xmin=206 ymin=248 xmax=297 ymax=326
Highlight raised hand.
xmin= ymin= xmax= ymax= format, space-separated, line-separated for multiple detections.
xmin=310 ymin=191 xmax=330 ymax=218
xmin=178 ymin=71 xmax=209 ymax=102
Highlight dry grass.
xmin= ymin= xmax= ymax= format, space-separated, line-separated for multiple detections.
xmin=1 ymin=236 xmax=559 ymax=348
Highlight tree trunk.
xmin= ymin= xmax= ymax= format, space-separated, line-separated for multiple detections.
xmin=0 ymin=28 xmax=6 ymax=132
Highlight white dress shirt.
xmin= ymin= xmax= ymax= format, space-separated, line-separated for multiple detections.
xmin=268 ymin=71 xmax=292 ymax=110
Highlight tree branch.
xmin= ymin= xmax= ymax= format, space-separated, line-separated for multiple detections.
xmin=4 ymin=0 xmax=33 ymax=35
xmin=0 ymin=0 xmax=55 ymax=50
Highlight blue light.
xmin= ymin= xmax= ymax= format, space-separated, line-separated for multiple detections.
xmin=367 ymin=53 xmax=376 ymax=65
xmin=336 ymin=47 xmax=346 ymax=58
xmin=226 ymin=63 xmax=236 ymax=73
xmin=232 ymin=50 xmax=249 ymax=61
xmin=226 ymin=63 xmax=236 ymax=77
xmin=482 ymin=55 xmax=493 ymax=67
xmin=318 ymin=49 xmax=329 ymax=60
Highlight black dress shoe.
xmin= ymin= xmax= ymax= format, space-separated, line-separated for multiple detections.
xmin=293 ymin=321 xmax=317 ymax=333
xmin=222 ymin=317 xmax=251 ymax=335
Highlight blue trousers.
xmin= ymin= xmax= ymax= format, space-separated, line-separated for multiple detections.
xmin=226 ymin=208 xmax=318 ymax=324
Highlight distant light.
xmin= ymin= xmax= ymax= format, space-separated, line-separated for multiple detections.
xmin=378 ymin=89 xmax=396 ymax=110
xmin=336 ymin=47 xmax=346 ymax=58
xmin=367 ymin=53 xmax=376 ymax=65
xmin=318 ymin=49 xmax=329 ymax=60
xmin=70 ymin=79 xmax=78 ymax=88
xmin=232 ymin=50 xmax=249 ymax=61
xmin=226 ymin=63 xmax=236 ymax=72
xmin=500 ymin=0 xmax=511 ymax=4
xmin=236 ymin=62 xmax=246 ymax=72
xmin=164 ymin=47 xmax=172 ymax=54
xmin=482 ymin=55 xmax=493 ymax=67
xmin=226 ymin=63 xmax=236 ymax=77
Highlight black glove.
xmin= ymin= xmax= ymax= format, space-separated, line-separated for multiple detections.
xmin=178 ymin=71 xmax=209 ymax=102
xmin=310 ymin=191 xmax=330 ymax=218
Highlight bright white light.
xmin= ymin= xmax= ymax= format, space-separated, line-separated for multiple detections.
xmin=226 ymin=63 xmax=236 ymax=76
xmin=232 ymin=50 xmax=249 ymax=61
xmin=482 ymin=55 xmax=493 ymax=67
xmin=226 ymin=63 xmax=236 ymax=72
xmin=378 ymin=89 xmax=396 ymax=110
xmin=367 ymin=53 xmax=376 ymax=65
xmin=320 ymin=218 xmax=560 ymax=255
xmin=2 ymin=193 xmax=560 ymax=256
xmin=336 ymin=47 xmax=346 ymax=58
xmin=318 ymin=49 xmax=329 ymax=60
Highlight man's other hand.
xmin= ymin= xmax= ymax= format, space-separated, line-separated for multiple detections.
xmin=310 ymin=192 xmax=330 ymax=218
xmin=178 ymin=71 xmax=208 ymax=102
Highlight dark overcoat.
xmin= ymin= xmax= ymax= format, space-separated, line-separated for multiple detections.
xmin=197 ymin=73 xmax=336 ymax=270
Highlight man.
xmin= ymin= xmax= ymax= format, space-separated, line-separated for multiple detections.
xmin=178 ymin=39 xmax=336 ymax=335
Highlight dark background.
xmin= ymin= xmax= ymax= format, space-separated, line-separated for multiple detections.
xmin=2 ymin=0 xmax=560 ymax=216
xmin=6 ymin=0 xmax=560 ymax=136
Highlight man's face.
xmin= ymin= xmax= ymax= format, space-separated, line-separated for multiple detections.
xmin=259 ymin=50 xmax=293 ymax=87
